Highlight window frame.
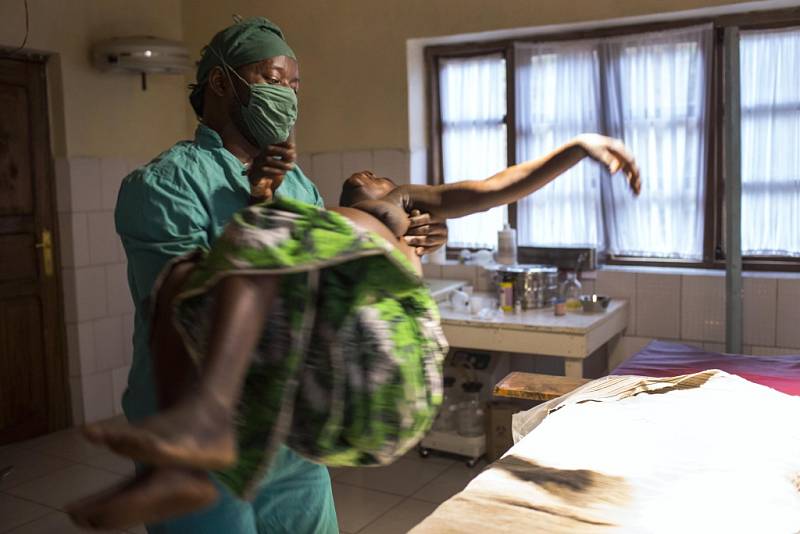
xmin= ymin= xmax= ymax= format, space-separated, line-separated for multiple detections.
xmin=425 ymin=7 xmax=800 ymax=271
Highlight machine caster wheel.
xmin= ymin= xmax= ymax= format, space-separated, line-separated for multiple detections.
xmin=466 ymin=458 xmax=478 ymax=468
xmin=418 ymin=447 xmax=430 ymax=458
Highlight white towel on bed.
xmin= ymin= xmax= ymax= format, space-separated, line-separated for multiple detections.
xmin=412 ymin=370 xmax=800 ymax=533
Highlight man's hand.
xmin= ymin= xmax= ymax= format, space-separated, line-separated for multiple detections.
xmin=403 ymin=210 xmax=448 ymax=257
xmin=247 ymin=141 xmax=296 ymax=203
xmin=575 ymin=134 xmax=641 ymax=196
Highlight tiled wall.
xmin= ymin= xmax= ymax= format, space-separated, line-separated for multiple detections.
xmin=55 ymin=156 xmax=145 ymax=424
xmin=424 ymin=262 xmax=800 ymax=370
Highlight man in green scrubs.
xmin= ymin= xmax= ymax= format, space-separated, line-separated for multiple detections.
xmin=115 ymin=17 xmax=448 ymax=534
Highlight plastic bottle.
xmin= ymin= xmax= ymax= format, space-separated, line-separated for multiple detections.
xmin=563 ymin=272 xmax=583 ymax=311
xmin=496 ymin=224 xmax=517 ymax=265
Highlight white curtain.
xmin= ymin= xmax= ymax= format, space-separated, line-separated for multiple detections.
xmin=515 ymin=41 xmax=605 ymax=248
xmin=439 ymin=54 xmax=507 ymax=248
xmin=602 ymin=26 xmax=712 ymax=260
xmin=740 ymin=27 xmax=800 ymax=257
xmin=514 ymin=26 xmax=711 ymax=259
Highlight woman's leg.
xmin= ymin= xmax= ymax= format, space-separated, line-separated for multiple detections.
xmin=84 ymin=273 xmax=279 ymax=469
xmin=68 ymin=272 xmax=279 ymax=530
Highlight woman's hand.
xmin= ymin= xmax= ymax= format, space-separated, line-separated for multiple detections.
xmin=403 ymin=211 xmax=448 ymax=257
xmin=247 ymin=141 xmax=297 ymax=203
xmin=575 ymin=134 xmax=641 ymax=195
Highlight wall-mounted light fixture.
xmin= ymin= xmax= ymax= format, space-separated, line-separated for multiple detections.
xmin=91 ymin=36 xmax=191 ymax=91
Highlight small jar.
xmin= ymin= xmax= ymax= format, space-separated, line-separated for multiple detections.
xmin=554 ymin=296 xmax=567 ymax=316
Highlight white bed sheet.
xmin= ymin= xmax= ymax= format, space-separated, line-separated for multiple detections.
xmin=412 ymin=371 xmax=800 ymax=533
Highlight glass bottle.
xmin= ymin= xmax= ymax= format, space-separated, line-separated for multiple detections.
xmin=563 ymin=272 xmax=582 ymax=311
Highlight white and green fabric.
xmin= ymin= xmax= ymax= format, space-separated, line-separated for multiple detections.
xmin=168 ymin=197 xmax=447 ymax=498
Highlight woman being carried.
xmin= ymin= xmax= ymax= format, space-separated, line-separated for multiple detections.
xmin=68 ymin=134 xmax=640 ymax=530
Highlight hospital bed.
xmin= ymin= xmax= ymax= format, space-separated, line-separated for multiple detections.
xmin=410 ymin=341 xmax=800 ymax=533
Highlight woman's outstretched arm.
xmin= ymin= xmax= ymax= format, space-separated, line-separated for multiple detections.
xmin=394 ymin=134 xmax=641 ymax=221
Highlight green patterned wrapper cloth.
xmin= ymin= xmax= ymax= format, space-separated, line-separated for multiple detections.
xmin=166 ymin=198 xmax=447 ymax=498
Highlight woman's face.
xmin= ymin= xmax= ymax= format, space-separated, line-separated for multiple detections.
xmin=341 ymin=172 xmax=398 ymax=206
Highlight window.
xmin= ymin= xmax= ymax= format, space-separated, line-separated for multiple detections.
xmin=428 ymin=10 xmax=800 ymax=268
xmin=740 ymin=27 xmax=800 ymax=257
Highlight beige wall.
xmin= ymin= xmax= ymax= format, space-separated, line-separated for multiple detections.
xmin=182 ymin=0 xmax=755 ymax=154
xmin=0 ymin=0 xmax=191 ymax=159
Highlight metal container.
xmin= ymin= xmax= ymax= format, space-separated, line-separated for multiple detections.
xmin=485 ymin=264 xmax=559 ymax=309
xmin=579 ymin=294 xmax=611 ymax=313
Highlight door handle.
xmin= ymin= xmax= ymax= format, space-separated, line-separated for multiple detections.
xmin=35 ymin=229 xmax=54 ymax=277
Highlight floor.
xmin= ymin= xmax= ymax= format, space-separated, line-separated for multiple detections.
xmin=0 ymin=420 xmax=485 ymax=534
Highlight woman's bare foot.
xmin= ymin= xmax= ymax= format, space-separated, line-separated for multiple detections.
xmin=83 ymin=394 xmax=237 ymax=470
xmin=67 ymin=467 xmax=218 ymax=530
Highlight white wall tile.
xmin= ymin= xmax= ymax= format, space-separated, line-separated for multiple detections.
xmin=702 ymin=342 xmax=725 ymax=353
xmin=111 ymin=366 xmax=131 ymax=416
xmin=749 ymin=345 xmax=800 ymax=356
xmin=57 ymin=212 xmax=90 ymax=268
xmin=87 ymin=212 xmax=120 ymax=265
xmin=68 ymin=157 xmax=102 ymax=212
xmin=66 ymin=321 xmax=94 ymax=377
xmin=61 ymin=268 xmax=77 ymax=324
xmin=608 ymin=336 xmax=651 ymax=370
xmin=341 ymin=151 xmax=374 ymax=178
xmin=311 ymin=152 xmax=343 ymax=206
xmin=440 ymin=263 xmax=478 ymax=286
xmin=69 ymin=377 xmax=84 ymax=425
xmin=421 ymin=263 xmax=441 ymax=279
xmin=64 ymin=324 xmax=80 ymax=377
xmin=106 ymin=263 xmax=133 ymax=316
xmin=636 ymin=273 xmax=681 ymax=339
xmin=99 ymin=158 xmax=129 ymax=210
xmin=680 ymin=275 xmax=724 ymax=343
xmin=81 ymin=371 xmax=114 ymax=423
xmin=93 ymin=316 xmax=124 ymax=372
xmin=595 ymin=270 xmax=637 ymax=334
xmin=121 ymin=313 xmax=134 ymax=366
xmin=372 ymin=149 xmax=409 ymax=184
xmin=71 ymin=266 xmax=107 ymax=322
xmin=743 ymin=277 xmax=777 ymax=347
xmin=54 ymin=157 xmax=71 ymax=213
xmin=296 ymin=153 xmax=312 ymax=175
xmin=776 ymin=279 xmax=800 ymax=349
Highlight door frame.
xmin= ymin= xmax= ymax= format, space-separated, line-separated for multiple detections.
xmin=0 ymin=50 xmax=71 ymax=437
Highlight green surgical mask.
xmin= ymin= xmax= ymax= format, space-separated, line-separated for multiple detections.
xmin=227 ymin=65 xmax=298 ymax=149
xmin=239 ymin=82 xmax=298 ymax=148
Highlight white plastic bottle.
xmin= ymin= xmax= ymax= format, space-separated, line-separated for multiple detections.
xmin=496 ymin=224 xmax=517 ymax=265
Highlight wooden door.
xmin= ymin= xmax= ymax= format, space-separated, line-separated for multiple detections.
xmin=0 ymin=56 xmax=69 ymax=444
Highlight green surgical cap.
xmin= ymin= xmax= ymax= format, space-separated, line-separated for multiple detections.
xmin=190 ymin=16 xmax=296 ymax=116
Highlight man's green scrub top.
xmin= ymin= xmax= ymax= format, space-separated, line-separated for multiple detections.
xmin=116 ymin=124 xmax=322 ymax=422
xmin=114 ymin=125 xmax=336 ymax=533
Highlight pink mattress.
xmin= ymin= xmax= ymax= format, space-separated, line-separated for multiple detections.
xmin=612 ymin=340 xmax=800 ymax=396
